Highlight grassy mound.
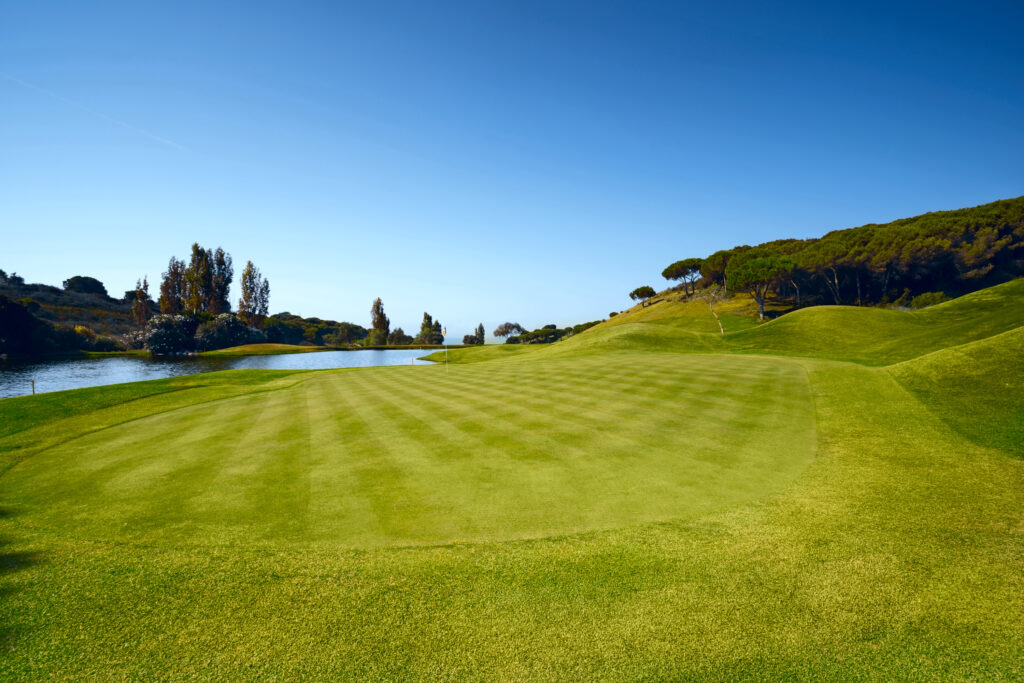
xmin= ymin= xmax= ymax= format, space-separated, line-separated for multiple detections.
xmin=889 ymin=326 xmax=1024 ymax=456
xmin=724 ymin=277 xmax=1024 ymax=364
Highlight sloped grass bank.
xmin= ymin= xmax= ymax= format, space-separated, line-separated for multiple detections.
xmin=889 ymin=326 xmax=1024 ymax=456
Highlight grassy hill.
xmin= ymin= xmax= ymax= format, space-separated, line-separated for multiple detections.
xmin=434 ymin=277 xmax=1024 ymax=366
xmin=0 ymin=280 xmax=1022 ymax=678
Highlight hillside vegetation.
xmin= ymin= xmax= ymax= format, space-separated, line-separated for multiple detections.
xmin=432 ymin=277 xmax=1024 ymax=366
xmin=0 ymin=279 xmax=1022 ymax=678
xmin=658 ymin=195 xmax=1024 ymax=311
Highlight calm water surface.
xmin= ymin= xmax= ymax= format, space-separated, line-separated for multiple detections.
xmin=0 ymin=349 xmax=435 ymax=398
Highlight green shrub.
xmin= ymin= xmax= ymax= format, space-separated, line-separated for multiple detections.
xmin=910 ymin=291 xmax=951 ymax=309
xmin=195 ymin=313 xmax=256 ymax=351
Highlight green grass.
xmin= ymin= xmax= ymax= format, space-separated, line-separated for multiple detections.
xmin=1 ymin=280 xmax=1023 ymax=678
xmin=889 ymin=325 xmax=1024 ymax=456
xmin=82 ymin=349 xmax=151 ymax=358
xmin=0 ymin=355 xmax=815 ymax=548
xmin=199 ymin=343 xmax=329 ymax=356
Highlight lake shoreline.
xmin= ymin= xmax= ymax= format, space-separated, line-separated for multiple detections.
xmin=2 ymin=342 xmax=465 ymax=363
xmin=0 ymin=348 xmax=439 ymax=398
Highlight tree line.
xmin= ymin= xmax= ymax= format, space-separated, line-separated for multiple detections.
xmin=154 ymin=244 xmax=270 ymax=328
xmin=366 ymin=299 xmax=483 ymax=347
xmin=2 ymin=262 xmax=494 ymax=355
xmin=631 ymin=196 xmax=1024 ymax=319
xmin=111 ymin=243 xmax=275 ymax=353
xmin=489 ymin=320 xmax=602 ymax=345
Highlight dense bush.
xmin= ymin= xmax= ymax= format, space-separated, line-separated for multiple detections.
xmin=265 ymin=312 xmax=367 ymax=346
xmin=63 ymin=276 xmax=109 ymax=297
xmin=910 ymin=291 xmax=951 ymax=309
xmin=77 ymin=330 xmax=124 ymax=352
xmin=121 ymin=330 xmax=147 ymax=350
xmin=387 ymin=328 xmax=414 ymax=346
xmin=144 ymin=315 xmax=196 ymax=355
xmin=195 ymin=314 xmax=259 ymax=351
xmin=505 ymin=319 xmax=604 ymax=345
xmin=507 ymin=327 xmax=567 ymax=344
xmin=571 ymin=320 xmax=602 ymax=335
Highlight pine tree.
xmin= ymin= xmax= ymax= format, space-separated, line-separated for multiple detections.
xmin=475 ymin=323 xmax=485 ymax=345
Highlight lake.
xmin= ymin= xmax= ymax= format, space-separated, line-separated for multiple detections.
xmin=0 ymin=349 xmax=436 ymax=398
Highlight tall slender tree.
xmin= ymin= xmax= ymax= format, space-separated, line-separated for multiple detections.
xmin=183 ymin=243 xmax=214 ymax=315
xmin=238 ymin=261 xmax=270 ymax=328
xmin=475 ymin=323 xmax=485 ymax=345
xmin=158 ymin=257 xmax=186 ymax=315
xmin=257 ymin=276 xmax=270 ymax=324
xmin=131 ymin=277 xmax=150 ymax=330
xmin=210 ymin=247 xmax=233 ymax=315
xmin=369 ymin=298 xmax=390 ymax=345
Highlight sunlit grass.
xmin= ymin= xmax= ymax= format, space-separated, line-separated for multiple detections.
xmin=1 ymin=279 xmax=1022 ymax=678
xmin=199 ymin=343 xmax=329 ymax=356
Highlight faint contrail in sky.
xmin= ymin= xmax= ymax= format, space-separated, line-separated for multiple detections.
xmin=1 ymin=72 xmax=186 ymax=150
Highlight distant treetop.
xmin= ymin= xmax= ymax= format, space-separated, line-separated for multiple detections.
xmin=63 ymin=276 xmax=108 ymax=297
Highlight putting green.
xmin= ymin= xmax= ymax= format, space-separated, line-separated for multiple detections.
xmin=2 ymin=353 xmax=815 ymax=547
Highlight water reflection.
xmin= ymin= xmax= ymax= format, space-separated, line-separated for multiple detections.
xmin=0 ymin=349 xmax=435 ymax=398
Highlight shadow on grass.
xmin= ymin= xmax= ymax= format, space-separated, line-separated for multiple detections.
xmin=0 ymin=506 xmax=44 ymax=648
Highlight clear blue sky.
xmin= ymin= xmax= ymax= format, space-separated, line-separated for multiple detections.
xmin=2 ymin=1 xmax=1022 ymax=339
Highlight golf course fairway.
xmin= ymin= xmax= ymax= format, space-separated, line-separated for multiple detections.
xmin=1 ymin=283 xmax=1022 ymax=679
